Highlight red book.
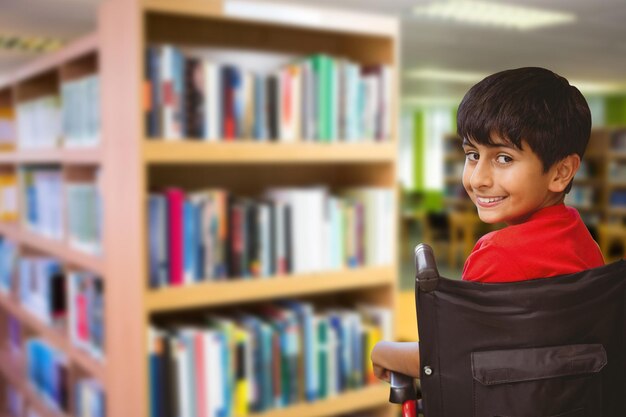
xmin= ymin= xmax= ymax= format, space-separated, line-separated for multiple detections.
xmin=166 ymin=188 xmax=184 ymax=286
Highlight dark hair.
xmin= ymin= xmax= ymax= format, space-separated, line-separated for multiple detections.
xmin=457 ymin=67 xmax=591 ymax=183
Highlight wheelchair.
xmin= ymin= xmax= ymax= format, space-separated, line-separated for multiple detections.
xmin=389 ymin=244 xmax=626 ymax=417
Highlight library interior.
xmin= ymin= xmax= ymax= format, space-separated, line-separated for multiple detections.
xmin=0 ymin=0 xmax=625 ymax=417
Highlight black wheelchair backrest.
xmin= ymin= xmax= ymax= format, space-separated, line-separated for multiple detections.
xmin=414 ymin=243 xmax=626 ymax=417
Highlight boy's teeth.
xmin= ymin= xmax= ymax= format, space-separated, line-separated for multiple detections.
xmin=478 ymin=197 xmax=504 ymax=203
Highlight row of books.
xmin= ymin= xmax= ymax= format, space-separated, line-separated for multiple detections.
xmin=5 ymin=384 xmax=26 ymax=417
xmin=16 ymin=96 xmax=62 ymax=149
xmin=26 ymin=338 xmax=70 ymax=413
xmin=75 ymin=378 xmax=106 ymax=417
xmin=608 ymin=161 xmax=626 ymax=182
xmin=23 ymin=167 xmax=64 ymax=240
xmin=610 ymin=190 xmax=626 ymax=207
xmin=22 ymin=167 xmax=103 ymax=253
xmin=564 ymin=185 xmax=595 ymax=209
xmin=6 ymin=249 xmax=105 ymax=359
xmin=148 ymin=302 xmax=391 ymax=417
xmin=12 ymin=75 xmax=101 ymax=150
xmin=611 ymin=130 xmax=626 ymax=150
xmin=67 ymin=179 xmax=103 ymax=255
xmin=148 ymin=187 xmax=394 ymax=288
xmin=61 ymin=74 xmax=101 ymax=148
xmin=145 ymin=45 xmax=392 ymax=142
xmin=0 ymin=172 xmax=17 ymax=221
xmin=0 ymin=106 xmax=15 ymax=147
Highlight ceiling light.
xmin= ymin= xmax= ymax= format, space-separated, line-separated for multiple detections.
xmin=404 ymin=68 xmax=626 ymax=94
xmin=413 ymin=0 xmax=577 ymax=31
xmin=405 ymin=68 xmax=485 ymax=83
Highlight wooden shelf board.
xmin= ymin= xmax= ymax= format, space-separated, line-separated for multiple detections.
xmin=0 ymin=223 xmax=104 ymax=275
xmin=0 ymin=147 xmax=102 ymax=165
xmin=142 ymin=0 xmax=398 ymax=37
xmin=568 ymin=204 xmax=601 ymax=212
xmin=608 ymin=181 xmax=626 ymax=188
xmin=145 ymin=266 xmax=394 ymax=312
xmin=247 ymin=384 xmax=389 ymax=417
xmin=143 ymin=141 xmax=396 ymax=164
xmin=608 ymin=151 xmax=626 ymax=160
xmin=608 ymin=207 xmax=626 ymax=215
xmin=0 ymin=294 xmax=105 ymax=382
xmin=0 ymin=349 xmax=71 ymax=417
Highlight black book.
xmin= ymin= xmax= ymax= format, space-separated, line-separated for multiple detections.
xmin=284 ymin=204 xmax=292 ymax=274
xmin=184 ymin=57 xmax=205 ymax=138
xmin=266 ymin=74 xmax=278 ymax=140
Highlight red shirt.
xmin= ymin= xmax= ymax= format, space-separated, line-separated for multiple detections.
xmin=462 ymin=204 xmax=605 ymax=283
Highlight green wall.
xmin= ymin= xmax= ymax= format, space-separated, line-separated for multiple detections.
xmin=604 ymin=95 xmax=626 ymax=126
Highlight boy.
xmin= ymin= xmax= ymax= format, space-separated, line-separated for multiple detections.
xmin=371 ymin=67 xmax=605 ymax=382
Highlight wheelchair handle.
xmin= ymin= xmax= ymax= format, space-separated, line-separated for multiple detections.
xmin=389 ymin=372 xmax=418 ymax=417
xmin=415 ymin=243 xmax=440 ymax=292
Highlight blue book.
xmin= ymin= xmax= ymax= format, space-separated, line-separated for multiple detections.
xmin=195 ymin=202 xmax=205 ymax=281
xmin=183 ymin=200 xmax=197 ymax=283
xmin=148 ymin=195 xmax=165 ymax=288
xmin=149 ymin=350 xmax=162 ymax=417
xmin=329 ymin=313 xmax=344 ymax=391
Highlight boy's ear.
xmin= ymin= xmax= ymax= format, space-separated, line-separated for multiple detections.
xmin=548 ymin=154 xmax=581 ymax=193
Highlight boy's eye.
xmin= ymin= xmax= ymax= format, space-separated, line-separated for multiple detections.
xmin=465 ymin=151 xmax=479 ymax=162
xmin=496 ymin=155 xmax=513 ymax=164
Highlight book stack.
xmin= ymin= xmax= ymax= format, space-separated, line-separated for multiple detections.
xmin=148 ymin=302 xmax=390 ymax=417
xmin=564 ymin=185 xmax=595 ymax=209
xmin=0 ymin=237 xmax=17 ymax=293
xmin=145 ymin=45 xmax=392 ymax=142
xmin=22 ymin=167 xmax=64 ymax=240
xmin=18 ymin=256 xmax=65 ymax=326
xmin=61 ymin=75 xmax=101 ymax=148
xmin=0 ymin=105 xmax=15 ymax=149
xmin=16 ymin=96 xmax=62 ymax=149
xmin=26 ymin=338 xmax=70 ymax=413
xmin=67 ymin=175 xmax=103 ymax=255
xmin=148 ymin=186 xmax=393 ymax=287
xmin=0 ymin=171 xmax=18 ymax=221
xmin=67 ymin=272 xmax=105 ymax=359
xmin=75 ymin=378 xmax=106 ymax=417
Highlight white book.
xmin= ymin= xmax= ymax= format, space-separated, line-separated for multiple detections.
xmin=258 ymin=203 xmax=271 ymax=277
xmin=381 ymin=66 xmax=393 ymax=141
xmin=174 ymin=336 xmax=192 ymax=417
xmin=203 ymin=61 xmax=221 ymax=141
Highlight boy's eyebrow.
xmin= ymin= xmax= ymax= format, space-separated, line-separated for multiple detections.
xmin=462 ymin=138 xmax=518 ymax=150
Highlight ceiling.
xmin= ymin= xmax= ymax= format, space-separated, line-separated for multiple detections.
xmin=2 ymin=0 xmax=626 ymax=102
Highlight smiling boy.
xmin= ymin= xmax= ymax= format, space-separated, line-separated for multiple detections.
xmin=371 ymin=67 xmax=604 ymax=381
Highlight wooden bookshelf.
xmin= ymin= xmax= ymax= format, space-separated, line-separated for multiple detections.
xmin=0 ymin=148 xmax=102 ymax=165
xmin=143 ymin=141 xmax=396 ymax=164
xmin=0 ymin=223 xmax=104 ymax=275
xmin=145 ymin=266 xmax=395 ymax=312
xmin=0 ymin=1 xmax=399 ymax=417
xmin=244 ymin=384 xmax=390 ymax=417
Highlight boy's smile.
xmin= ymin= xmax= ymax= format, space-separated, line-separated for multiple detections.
xmin=462 ymin=135 xmax=565 ymax=225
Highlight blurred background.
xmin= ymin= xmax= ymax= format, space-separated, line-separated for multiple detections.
xmin=0 ymin=1 xmax=625 ymax=417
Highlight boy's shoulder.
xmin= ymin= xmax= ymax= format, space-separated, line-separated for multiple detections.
xmin=478 ymin=204 xmax=579 ymax=249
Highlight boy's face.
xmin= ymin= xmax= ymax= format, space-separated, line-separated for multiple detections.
xmin=462 ymin=135 xmax=562 ymax=225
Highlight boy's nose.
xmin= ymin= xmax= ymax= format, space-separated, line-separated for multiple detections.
xmin=470 ymin=160 xmax=493 ymax=189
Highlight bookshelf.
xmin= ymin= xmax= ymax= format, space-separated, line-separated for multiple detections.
xmin=0 ymin=1 xmax=399 ymax=417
